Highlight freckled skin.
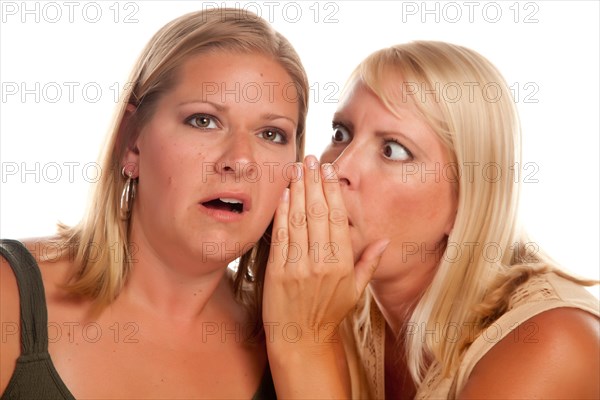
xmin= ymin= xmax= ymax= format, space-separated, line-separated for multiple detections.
xmin=321 ymin=83 xmax=599 ymax=400
xmin=321 ymin=83 xmax=457 ymax=282
xmin=0 ymin=51 xmax=302 ymax=399
xmin=124 ymin=51 xmax=299 ymax=276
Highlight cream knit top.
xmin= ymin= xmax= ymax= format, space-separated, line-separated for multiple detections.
xmin=342 ymin=272 xmax=599 ymax=399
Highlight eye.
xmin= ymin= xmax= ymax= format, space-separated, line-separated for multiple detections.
xmin=185 ymin=114 xmax=218 ymax=129
xmin=258 ymin=129 xmax=288 ymax=144
xmin=332 ymin=124 xmax=351 ymax=144
xmin=382 ymin=139 xmax=412 ymax=161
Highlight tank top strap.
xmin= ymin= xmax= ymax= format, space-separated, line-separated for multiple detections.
xmin=0 ymin=239 xmax=49 ymax=355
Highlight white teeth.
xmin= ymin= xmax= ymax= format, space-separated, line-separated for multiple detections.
xmin=220 ymin=198 xmax=243 ymax=204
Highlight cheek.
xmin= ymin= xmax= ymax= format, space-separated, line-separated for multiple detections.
xmin=138 ymin=133 xmax=205 ymax=204
xmin=142 ymin=145 xmax=182 ymax=188
xmin=253 ymin=152 xmax=295 ymax=213
xmin=405 ymin=180 xmax=455 ymax=237
xmin=258 ymin=146 xmax=296 ymax=185
xmin=260 ymin=160 xmax=292 ymax=198
xmin=369 ymin=179 xmax=453 ymax=239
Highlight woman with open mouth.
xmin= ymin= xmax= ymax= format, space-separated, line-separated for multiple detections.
xmin=0 ymin=8 xmax=308 ymax=399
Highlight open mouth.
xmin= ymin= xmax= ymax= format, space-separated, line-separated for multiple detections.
xmin=202 ymin=197 xmax=244 ymax=214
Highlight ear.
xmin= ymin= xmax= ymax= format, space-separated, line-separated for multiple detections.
xmin=120 ymin=104 xmax=140 ymax=178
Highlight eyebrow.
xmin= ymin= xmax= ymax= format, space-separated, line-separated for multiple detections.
xmin=178 ymin=100 xmax=297 ymax=127
xmin=332 ymin=112 xmax=355 ymax=132
xmin=262 ymin=113 xmax=297 ymax=127
xmin=178 ymin=100 xmax=226 ymax=111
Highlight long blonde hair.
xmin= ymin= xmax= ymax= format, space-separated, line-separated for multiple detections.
xmin=56 ymin=9 xmax=308 ymax=326
xmin=349 ymin=40 xmax=594 ymax=391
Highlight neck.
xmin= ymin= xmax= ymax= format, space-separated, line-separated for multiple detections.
xmin=369 ymin=258 xmax=438 ymax=337
xmin=121 ymin=225 xmax=239 ymax=324
xmin=124 ymin=257 xmax=233 ymax=323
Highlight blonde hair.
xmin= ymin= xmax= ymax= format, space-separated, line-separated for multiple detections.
xmin=56 ymin=9 xmax=308 ymax=325
xmin=348 ymin=41 xmax=595 ymax=394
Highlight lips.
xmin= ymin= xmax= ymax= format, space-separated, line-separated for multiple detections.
xmin=202 ymin=197 xmax=244 ymax=213
xmin=199 ymin=192 xmax=251 ymax=220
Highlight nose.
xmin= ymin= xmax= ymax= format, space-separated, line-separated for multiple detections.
xmin=214 ymin=130 xmax=259 ymax=180
xmin=331 ymin=142 xmax=360 ymax=189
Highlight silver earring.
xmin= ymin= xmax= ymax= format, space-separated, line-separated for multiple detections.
xmin=120 ymin=167 xmax=137 ymax=220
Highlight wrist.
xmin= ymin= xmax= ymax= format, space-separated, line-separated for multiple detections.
xmin=267 ymin=336 xmax=350 ymax=399
xmin=264 ymin=321 xmax=342 ymax=355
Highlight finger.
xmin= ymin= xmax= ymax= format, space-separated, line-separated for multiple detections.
xmin=303 ymin=155 xmax=330 ymax=264
xmin=268 ymin=188 xmax=290 ymax=272
xmin=321 ymin=163 xmax=352 ymax=265
xmin=354 ymin=239 xmax=390 ymax=296
xmin=287 ymin=162 xmax=308 ymax=266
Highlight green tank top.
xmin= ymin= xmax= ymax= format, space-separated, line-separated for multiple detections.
xmin=0 ymin=239 xmax=276 ymax=399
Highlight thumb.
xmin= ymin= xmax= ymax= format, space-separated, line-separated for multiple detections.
xmin=354 ymin=239 xmax=390 ymax=296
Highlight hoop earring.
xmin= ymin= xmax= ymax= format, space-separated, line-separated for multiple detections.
xmin=120 ymin=167 xmax=137 ymax=220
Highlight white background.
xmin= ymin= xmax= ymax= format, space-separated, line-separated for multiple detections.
xmin=1 ymin=1 xmax=598 ymax=295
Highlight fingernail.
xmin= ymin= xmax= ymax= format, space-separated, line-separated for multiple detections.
xmin=305 ymin=155 xmax=319 ymax=170
xmin=322 ymin=163 xmax=335 ymax=177
xmin=376 ymin=239 xmax=391 ymax=256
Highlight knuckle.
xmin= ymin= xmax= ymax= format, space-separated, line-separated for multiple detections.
xmin=307 ymin=202 xmax=328 ymax=220
xmin=282 ymin=241 xmax=302 ymax=262
xmin=275 ymin=227 xmax=289 ymax=242
xmin=307 ymin=167 xmax=321 ymax=183
xmin=310 ymin=265 xmax=327 ymax=276
xmin=290 ymin=210 xmax=307 ymax=228
xmin=323 ymin=178 xmax=340 ymax=189
xmin=328 ymin=207 xmax=348 ymax=226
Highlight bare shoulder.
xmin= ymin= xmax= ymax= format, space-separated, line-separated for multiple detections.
xmin=460 ymin=307 xmax=600 ymax=399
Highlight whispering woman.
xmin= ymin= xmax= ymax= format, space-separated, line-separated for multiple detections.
xmin=264 ymin=41 xmax=599 ymax=399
